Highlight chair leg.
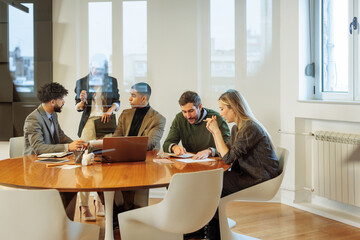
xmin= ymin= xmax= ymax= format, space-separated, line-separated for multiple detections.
xmin=219 ymin=202 xmax=235 ymax=240
xmin=228 ymin=218 xmax=236 ymax=229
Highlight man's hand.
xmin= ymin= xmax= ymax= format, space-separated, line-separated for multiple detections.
xmin=192 ymin=149 xmax=211 ymax=160
xmin=172 ymin=145 xmax=187 ymax=156
xmin=80 ymin=90 xmax=87 ymax=103
xmin=68 ymin=139 xmax=87 ymax=151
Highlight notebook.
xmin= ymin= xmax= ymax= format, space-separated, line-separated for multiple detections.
xmin=102 ymin=136 xmax=148 ymax=163
xmin=38 ymin=152 xmax=72 ymax=158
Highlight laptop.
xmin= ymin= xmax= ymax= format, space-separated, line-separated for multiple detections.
xmin=102 ymin=136 xmax=148 ymax=163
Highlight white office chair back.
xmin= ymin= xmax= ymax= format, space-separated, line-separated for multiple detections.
xmin=276 ymin=147 xmax=288 ymax=175
xmin=218 ymin=147 xmax=289 ymax=240
xmin=159 ymin=168 xmax=223 ymax=233
xmin=118 ymin=168 xmax=224 ymax=240
xmin=9 ymin=136 xmax=25 ymax=158
xmin=0 ymin=188 xmax=99 ymax=240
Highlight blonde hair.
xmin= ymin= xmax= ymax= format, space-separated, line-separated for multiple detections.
xmin=219 ymin=89 xmax=275 ymax=148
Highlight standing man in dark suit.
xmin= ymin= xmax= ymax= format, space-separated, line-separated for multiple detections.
xmin=74 ymin=53 xmax=120 ymax=220
xmin=75 ymin=53 xmax=120 ymax=140
xmin=23 ymin=82 xmax=85 ymax=220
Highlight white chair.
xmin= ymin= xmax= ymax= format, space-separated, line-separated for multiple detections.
xmin=218 ymin=147 xmax=289 ymax=240
xmin=0 ymin=188 xmax=100 ymax=240
xmin=9 ymin=136 xmax=25 ymax=158
xmin=118 ymin=168 xmax=224 ymax=240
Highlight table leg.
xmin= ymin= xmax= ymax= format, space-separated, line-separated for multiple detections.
xmin=104 ymin=191 xmax=115 ymax=240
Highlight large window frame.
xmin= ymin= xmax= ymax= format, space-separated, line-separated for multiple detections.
xmin=201 ymin=0 xmax=273 ymax=105
xmin=0 ymin=0 xmax=52 ymax=139
xmin=314 ymin=0 xmax=358 ymax=101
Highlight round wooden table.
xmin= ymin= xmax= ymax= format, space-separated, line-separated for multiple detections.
xmin=0 ymin=150 xmax=230 ymax=240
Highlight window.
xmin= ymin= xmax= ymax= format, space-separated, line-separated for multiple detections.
xmin=89 ymin=2 xmax=112 ymax=73
xmin=314 ymin=0 xmax=356 ymax=100
xmin=202 ymin=0 xmax=273 ymax=107
xmin=123 ymin=1 xmax=147 ymax=88
xmin=210 ymin=0 xmax=235 ymax=78
xmin=246 ymin=0 xmax=272 ymax=76
xmin=0 ymin=0 xmax=52 ymax=139
xmin=9 ymin=3 xmax=34 ymax=93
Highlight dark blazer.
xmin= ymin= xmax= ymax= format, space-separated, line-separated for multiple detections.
xmin=75 ymin=74 xmax=120 ymax=137
xmin=23 ymin=104 xmax=73 ymax=155
xmin=222 ymin=121 xmax=279 ymax=189
xmin=113 ymin=107 xmax=166 ymax=150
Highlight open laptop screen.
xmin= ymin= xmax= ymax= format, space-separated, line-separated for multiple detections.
xmin=102 ymin=136 xmax=148 ymax=163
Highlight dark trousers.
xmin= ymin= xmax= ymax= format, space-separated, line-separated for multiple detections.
xmin=222 ymin=170 xmax=256 ymax=198
xmin=60 ymin=192 xmax=77 ymax=221
xmin=204 ymin=170 xmax=257 ymax=240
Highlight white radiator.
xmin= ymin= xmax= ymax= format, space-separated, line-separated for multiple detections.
xmin=313 ymin=131 xmax=360 ymax=206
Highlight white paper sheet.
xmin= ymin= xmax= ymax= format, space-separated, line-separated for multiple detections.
xmin=174 ymin=158 xmax=215 ymax=163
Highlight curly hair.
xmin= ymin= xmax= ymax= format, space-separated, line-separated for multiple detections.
xmin=37 ymin=82 xmax=68 ymax=103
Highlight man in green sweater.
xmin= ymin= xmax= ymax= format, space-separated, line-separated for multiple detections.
xmin=163 ymin=91 xmax=230 ymax=159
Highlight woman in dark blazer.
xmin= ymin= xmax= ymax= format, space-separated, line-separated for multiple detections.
xmin=204 ymin=89 xmax=279 ymax=240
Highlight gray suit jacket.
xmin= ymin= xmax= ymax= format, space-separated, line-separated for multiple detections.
xmin=113 ymin=107 xmax=166 ymax=150
xmin=23 ymin=105 xmax=73 ymax=155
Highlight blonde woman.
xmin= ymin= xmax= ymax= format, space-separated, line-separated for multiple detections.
xmin=204 ymin=89 xmax=279 ymax=240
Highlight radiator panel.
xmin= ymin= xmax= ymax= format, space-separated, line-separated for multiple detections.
xmin=313 ymin=131 xmax=360 ymax=207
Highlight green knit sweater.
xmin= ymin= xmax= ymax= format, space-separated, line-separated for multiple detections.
xmin=163 ymin=108 xmax=230 ymax=153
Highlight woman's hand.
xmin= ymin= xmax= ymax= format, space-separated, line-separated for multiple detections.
xmin=205 ymin=115 xmax=220 ymax=135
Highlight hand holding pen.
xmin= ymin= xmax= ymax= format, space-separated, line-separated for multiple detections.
xmin=171 ymin=145 xmax=187 ymax=156
xmin=204 ymin=116 xmax=219 ymax=135
xmin=68 ymin=139 xmax=87 ymax=152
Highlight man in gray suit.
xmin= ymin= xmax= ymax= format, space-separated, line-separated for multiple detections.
xmin=24 ymin=83 xmax=85 ymax=155
xmin=23 ymin=82 xmax=86 ymax=220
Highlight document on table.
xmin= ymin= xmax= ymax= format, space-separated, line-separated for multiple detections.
xmin=174 ymin=158 xmax=215 ymax=163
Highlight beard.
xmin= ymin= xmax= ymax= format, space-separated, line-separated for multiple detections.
xmin=187 ymin=117 xmax=197 ymax=124
xmin=54 ymin=103 xmax=63 ymax=113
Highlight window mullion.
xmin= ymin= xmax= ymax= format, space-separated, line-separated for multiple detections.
xmin=354 ymin=0 xmax=360 ymax=100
